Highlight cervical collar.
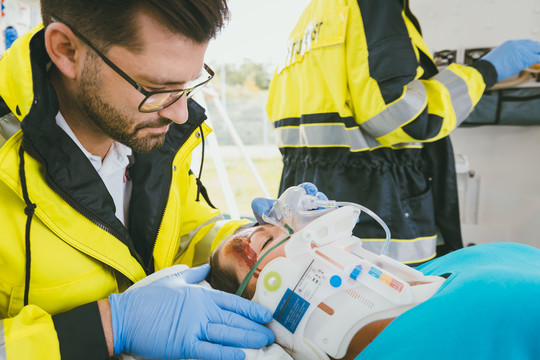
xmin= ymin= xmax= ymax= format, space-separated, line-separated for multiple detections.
xmin=252 ymin=206 xmax=445 ymax=360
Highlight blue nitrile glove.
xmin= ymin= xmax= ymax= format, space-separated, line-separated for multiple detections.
xmin=109 ymin=264 xmax=275 ymax=360
xmin=251 ymin=197 xmax=276 ymax=224
xmin=298 ymin=182 xmax=329 ymax=203
xmin=481 ymin=39 xmax=540 ymax=82
xmin=251 ymin=182 xmax=328 ymax=224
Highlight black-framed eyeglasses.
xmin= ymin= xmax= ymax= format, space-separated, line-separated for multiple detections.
xmin=51 ymin=15 xmax=214 ymax=113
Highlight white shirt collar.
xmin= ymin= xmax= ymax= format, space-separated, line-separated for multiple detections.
xmin=55 ymin=111 xmax=132 ymax=174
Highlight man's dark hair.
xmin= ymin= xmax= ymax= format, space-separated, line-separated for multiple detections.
xmin=40 ymin=0 xmax=229 ymax=51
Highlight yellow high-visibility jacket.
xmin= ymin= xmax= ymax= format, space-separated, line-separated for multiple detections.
xmin=267 ymin=0 xmax=497 ymax=264
xmin=0 ymin=25 xmax=247 ymax=359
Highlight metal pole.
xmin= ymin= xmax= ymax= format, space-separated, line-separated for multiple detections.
xmin=192 ymin=91 xmax=240 ymax=219
xmin=204 ymin=87 xmax=272 ymax=198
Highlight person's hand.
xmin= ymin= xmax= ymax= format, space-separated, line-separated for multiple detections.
xmin=109 ymin=264 xmax=275 ymax=360
xmin=251 ymin=182 xmax=328 ymax=224
xmin=481 ymin=39 xmax=540 ymax=82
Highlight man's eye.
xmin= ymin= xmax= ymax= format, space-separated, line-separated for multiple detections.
xmin=261 ymin=236 xmax=274 ymax=251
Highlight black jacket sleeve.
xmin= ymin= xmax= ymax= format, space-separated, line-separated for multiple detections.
xmin=52 ymin=302 xmax=110 ymax=359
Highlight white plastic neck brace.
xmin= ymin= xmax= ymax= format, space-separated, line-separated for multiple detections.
xmin=252 ymin=206 xmax=445 ymax=360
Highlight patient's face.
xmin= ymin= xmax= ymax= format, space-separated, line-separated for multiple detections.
xmin=218 ymin=224 xmax=288 ymax=297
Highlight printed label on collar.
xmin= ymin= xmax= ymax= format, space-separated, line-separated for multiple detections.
xmin=273 ymin=288 xmax=310 ymax=334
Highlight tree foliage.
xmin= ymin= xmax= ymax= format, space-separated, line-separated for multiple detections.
xmin=220 ymin=60 xmax=272 ymax=90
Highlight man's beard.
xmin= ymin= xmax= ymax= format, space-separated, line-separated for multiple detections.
xmin=77 ymin=56 xmax=172 ymax=153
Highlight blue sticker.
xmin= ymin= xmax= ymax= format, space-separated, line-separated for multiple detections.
xmin=350 ymin=265 xmax=363 ymax=280
xmin=330 ymin=275 xmax=342 ymax=288
xmin=273 ymin=289 xmax=310 ymax=334
xmin=368 ymin=266 xmax=382 ymax=279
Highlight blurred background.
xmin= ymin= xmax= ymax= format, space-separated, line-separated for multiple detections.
xmin=193 ymin=0 xmax=311 ymax=218
xmin=2 ymin=0 xmax=540 ymax=247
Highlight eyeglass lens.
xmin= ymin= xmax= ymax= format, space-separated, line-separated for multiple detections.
xmin=139 ymin=67 xmax=212 ymax=112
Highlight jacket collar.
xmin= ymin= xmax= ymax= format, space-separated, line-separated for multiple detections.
xmin=0 ymin=24 xmax=50 ymax=121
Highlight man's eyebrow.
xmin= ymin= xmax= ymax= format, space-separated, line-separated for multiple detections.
xmin=138 ymin=69 xmax=203 ymax=87
xmin=139 ymin=75 xmax=186 ymax=87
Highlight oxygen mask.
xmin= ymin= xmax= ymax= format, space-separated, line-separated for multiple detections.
xmin=262 ymin=186 xmax=391 ymax=254
xmin=236 ymin=186 xmax=393 ymax=297
xmin=262 ymin=186 xmax=336 ymax=235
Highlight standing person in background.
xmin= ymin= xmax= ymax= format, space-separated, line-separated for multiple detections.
xmin=264 ymin=0 xmax=540 ymax=264
xmin=0 ymin=1 xmax=276 ymax=359
xmin=4 ymin=26 xmax=18 ymax=50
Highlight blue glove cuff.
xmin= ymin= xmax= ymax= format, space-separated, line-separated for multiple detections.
xmin=108 ymin=294 xmax=125 ymax=355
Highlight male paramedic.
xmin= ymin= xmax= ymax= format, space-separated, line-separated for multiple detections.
xmin=0 ymin=1 xmax=275 ymax=359
xmin=262 ymin=0 xmax=540 ymax=264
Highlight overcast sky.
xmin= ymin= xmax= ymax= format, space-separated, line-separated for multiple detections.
xmin=206 ymin=0 xmax=311 ymax=65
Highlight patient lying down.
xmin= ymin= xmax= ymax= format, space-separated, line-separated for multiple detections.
xmin=207 ymin=206 xmax=540 ymax=360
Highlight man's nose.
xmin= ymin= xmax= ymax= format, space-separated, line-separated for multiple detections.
xmin=158 ymin=95 xmax=189 ymax=125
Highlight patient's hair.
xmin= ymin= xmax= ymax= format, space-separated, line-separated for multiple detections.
xmin=207 ymin=244 xmax=251 ymax=298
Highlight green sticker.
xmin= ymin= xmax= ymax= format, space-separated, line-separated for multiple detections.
xmin=264 ymin=271 xmax=282 ymax=291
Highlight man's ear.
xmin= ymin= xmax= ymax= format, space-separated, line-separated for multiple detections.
xmin=44 ymin=22 xmax=85 ymax=79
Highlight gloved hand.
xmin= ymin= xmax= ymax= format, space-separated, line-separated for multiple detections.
xmin=109 ymin=264 xmax=275 ymax=360
xmin=251 ymin=182 xmax=328 ymax=224
xmin=481 ymin=39 xmax=540 ymax=82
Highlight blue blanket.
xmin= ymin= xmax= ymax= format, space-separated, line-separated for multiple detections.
xmin=356 ymin=242 xmax=540 ymax=359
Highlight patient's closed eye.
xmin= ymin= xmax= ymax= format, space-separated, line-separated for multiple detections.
xmin=261 ymin=236 xmax=274 ymax=251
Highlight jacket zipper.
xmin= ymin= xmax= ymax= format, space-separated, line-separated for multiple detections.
xmin=145 ymin=156 xmax=173 ymax=273
xmin=145 ymin=125 xmax=203 ymax=273
xmin=22 ymin=142 xmax=146 ymax=267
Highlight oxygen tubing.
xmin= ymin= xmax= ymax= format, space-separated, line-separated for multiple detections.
xmin=488 ymin=70 xmax=531 ymax=90
xmin=335 ymin=202 xmax=392 ymax=256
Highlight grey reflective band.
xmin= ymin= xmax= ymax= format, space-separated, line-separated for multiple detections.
xmin=0 ymin=321 xmax=6 ymax=360
xmin=175 ymin=215 xmax=224 ymax=263
xmin=361 ymin=236 xmax=437 ymax=264
xmin=276 ymin=125 xmax=420 ymax=150
xmin=432 ymin=69 xmax=474 ymax=126
xmin=0 ymin=112 xmax=21 ymax=141
xmin=275 ymin=69 xmax=474 ymax=150
xmin=359 ymin=80 xmax=427 ymax=139
xmin=277 ymin=124 xmax=378 ymax=150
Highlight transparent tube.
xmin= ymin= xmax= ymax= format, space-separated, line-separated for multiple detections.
xmin=335 ymin=201 xmax=392 ymax=255
xmin=298 ymin=195 xmax=391 ymax=255
xmin=262 ymin=186 xmax=392 ymax=255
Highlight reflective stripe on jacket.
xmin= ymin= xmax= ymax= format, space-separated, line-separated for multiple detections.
xmin=0 ymin=24 xmax=247 ymax=359
xmin=267 ymin=0 xmax=497 ymax=263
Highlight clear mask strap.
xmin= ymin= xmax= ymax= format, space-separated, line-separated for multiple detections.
xmin=262 ymin=212 xmax=294 ymax=236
